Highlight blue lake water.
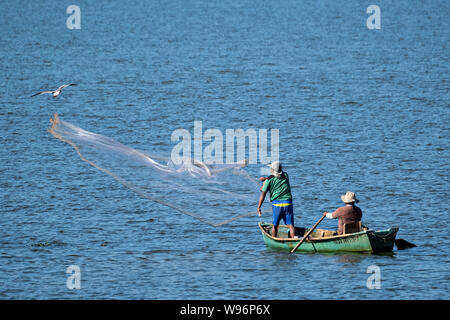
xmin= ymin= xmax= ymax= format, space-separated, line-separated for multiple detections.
xmin=0 ymin=0 xmax=449 ymax=299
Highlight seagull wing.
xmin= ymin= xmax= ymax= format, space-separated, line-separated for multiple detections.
xmin=31 ymin=91 xmax=54 ymax=97
xmin=57 ymin=83 xmax=77 ymax=91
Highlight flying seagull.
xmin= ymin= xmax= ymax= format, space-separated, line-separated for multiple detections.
xmin=31 ymin=83 xmax=77 ymax=97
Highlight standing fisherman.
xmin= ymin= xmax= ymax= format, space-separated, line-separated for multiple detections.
xmin=257 ymin=161 xmax=296 ymax=238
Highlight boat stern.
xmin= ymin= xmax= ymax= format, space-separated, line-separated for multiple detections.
xmin=367 ymin=227 xmax=399 ymax=253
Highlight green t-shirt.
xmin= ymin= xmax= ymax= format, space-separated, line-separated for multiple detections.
xmin=261 ymin=172 xmax=292 ymax=201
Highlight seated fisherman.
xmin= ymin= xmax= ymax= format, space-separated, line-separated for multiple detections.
xmin=323 ymin=191 xmax=362 ymax=235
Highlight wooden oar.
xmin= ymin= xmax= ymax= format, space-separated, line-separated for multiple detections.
xmin=290 ymin=215 xmax=326 ymax=253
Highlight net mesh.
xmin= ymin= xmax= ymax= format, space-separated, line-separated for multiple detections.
xmin=48 ymin=113 xmax=264 ymax=226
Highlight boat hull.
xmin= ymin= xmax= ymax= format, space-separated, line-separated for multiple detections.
xmin=259 ymin=222 xmax=398 ymax=253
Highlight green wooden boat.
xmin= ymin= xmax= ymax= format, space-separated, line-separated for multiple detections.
xmin=259 ymin=222 xmax=399 ymax=253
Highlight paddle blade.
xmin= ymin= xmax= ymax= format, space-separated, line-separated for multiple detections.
xmin=395 ymin=239 xmax=417 ymax=250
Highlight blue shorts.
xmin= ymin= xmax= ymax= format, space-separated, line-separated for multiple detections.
xmin=272 ymin=199 xmax=294 ymax=226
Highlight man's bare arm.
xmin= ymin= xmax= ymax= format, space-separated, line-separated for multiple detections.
xmin=257 ymin=191 xmax=267 ymax=216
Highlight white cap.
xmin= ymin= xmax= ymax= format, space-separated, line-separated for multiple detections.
xmin=267 ymin=161 xmax=282 ymax=173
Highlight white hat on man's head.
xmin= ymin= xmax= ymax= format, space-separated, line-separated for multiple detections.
xmin=341 ymin=191 xmax=359 ymax=204
xmin=267 ymin=161 xmax=283 ymax=178
xmin=267 ymin=161 xmax=282 ymax=172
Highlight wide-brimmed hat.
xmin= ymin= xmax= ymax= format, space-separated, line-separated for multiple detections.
xmin=341 ymin=191 xmax=359 ymax=203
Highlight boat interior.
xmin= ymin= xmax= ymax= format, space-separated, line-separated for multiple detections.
xmin=261 ymin=222 xmax=367 ymax=239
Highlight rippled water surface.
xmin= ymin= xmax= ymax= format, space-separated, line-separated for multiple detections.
xmin=0 ymin=0 xmax=449 ymax=299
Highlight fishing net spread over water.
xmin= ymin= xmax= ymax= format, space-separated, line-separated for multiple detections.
xmin=48 ymin=113 xmax=262 ymax=226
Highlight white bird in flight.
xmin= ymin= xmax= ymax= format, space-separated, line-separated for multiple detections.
xmin=31 ymin=83 xmax=77 ymax=97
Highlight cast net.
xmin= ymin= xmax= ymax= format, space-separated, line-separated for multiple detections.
xmin=48 ymin=113 xmax=264 ymax=226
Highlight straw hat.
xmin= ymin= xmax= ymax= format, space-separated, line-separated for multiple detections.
xmin=341 ymin=191 xmax=359 ymax=204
